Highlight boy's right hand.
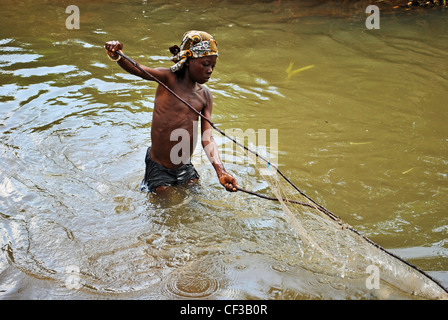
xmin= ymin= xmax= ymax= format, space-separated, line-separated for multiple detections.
xmin=105 ymin=40 xmax=123 ymax=59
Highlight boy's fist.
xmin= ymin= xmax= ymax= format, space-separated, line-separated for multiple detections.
xmin=105 ymin=40 xmax=123 ymax=59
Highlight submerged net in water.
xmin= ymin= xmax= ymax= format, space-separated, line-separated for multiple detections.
xmin=235 ymin=140 xmax=448 ymax=300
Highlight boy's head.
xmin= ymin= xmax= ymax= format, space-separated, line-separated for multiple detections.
xmin=169 ymin=30 xmax=218 ymax=73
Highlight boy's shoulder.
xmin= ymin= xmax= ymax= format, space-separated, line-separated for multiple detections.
xmin=199 ymin=83 xmax=213 ymax=102
xmin=158 ymin=67 xmax=175 ymax=80
xmin=156 ymin=68 xmax=213 ymax=104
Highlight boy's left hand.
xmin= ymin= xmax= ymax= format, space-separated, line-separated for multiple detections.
xmin=219 ymin=172 xmax=238 ymax=192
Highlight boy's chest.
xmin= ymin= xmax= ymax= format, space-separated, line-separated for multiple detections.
xmin=154 ymin=93 xmax=204 ymax=121
xmin=180 ymin=90 xmax=206 ymax=109
xmin=166 ymin=88 xmax=206 ymax=114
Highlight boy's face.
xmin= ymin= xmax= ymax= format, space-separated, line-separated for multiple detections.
xmin=188 ymin=56 xmax=217 ymax=84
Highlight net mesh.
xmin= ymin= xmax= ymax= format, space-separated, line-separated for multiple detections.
xmin=234 ymin=140 xmax=448 ymax=300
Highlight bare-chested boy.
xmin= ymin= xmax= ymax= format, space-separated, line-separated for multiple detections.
xmin=105 ymin=31 xmax=238 ymax=194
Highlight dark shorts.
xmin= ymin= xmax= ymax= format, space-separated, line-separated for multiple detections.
xmin=139 ymin=148 xmax=200 ymax=193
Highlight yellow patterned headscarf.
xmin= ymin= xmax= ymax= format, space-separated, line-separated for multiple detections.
xmin=169 ymin=30 xmax=218 ymax=72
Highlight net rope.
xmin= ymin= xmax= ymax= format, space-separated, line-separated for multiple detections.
xmin=114 ymin=50 xmax=448 ymax=299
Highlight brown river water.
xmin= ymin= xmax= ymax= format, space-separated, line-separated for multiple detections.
xmin=0 ymin=0 xmax=447 ymax=299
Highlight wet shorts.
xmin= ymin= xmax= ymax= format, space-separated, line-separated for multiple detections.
xmin=139 ymin=148 xmax=200 ymax=193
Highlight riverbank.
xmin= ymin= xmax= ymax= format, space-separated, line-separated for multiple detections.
xmin=256 ymin=0 xmax=447 ymax=21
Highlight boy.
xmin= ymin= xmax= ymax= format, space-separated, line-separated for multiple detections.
xmin=105 ymin=31 xmax=238 ymax=194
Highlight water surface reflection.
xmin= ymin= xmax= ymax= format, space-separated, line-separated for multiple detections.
xmin=1 ymin=0 xmax=447 ymax=299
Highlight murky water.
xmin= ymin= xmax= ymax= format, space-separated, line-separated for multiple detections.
xmin=1 ymin=0 xmax=447 ymax=299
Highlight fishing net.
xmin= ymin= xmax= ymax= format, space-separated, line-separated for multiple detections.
xmin=232 ymin=138 xmax=448 ymax=300
xmin=115 ymin=51 xmax=448 ymax=299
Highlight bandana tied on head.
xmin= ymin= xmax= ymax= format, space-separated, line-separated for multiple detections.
xmin=169 ymin=30 xmax=218 ymax=73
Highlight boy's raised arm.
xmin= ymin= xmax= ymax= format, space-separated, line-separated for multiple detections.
xmin=105 ymin=40 xmax=169 ymax=83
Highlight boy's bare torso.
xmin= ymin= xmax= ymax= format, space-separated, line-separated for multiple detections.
xmin=150 ymin=76 xmax=208 ymax=169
